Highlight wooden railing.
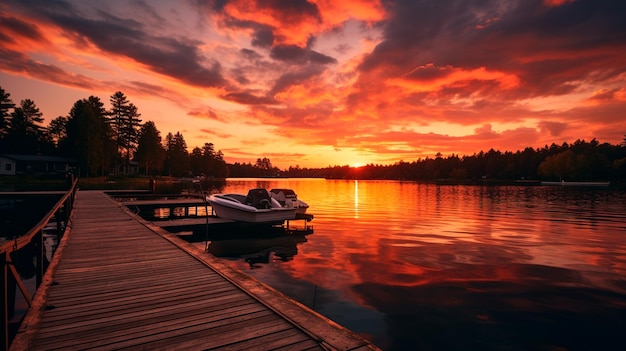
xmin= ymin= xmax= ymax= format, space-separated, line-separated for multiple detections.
xmin=1 ymin=178 xmax=78 ymax=351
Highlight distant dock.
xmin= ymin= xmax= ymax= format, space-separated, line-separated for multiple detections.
xmin=117 ymin=194 xmax=314 ymax=231
xmin=9 ymin=190 xmax=378 ymax=350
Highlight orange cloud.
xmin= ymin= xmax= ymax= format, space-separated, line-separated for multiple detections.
xmin=543 ymin=0 xmax=576 ymax=7
xmin=390 ymin=64 xmax=520 ymax=93
xmin=313 ymin=0 xmax=386 ymax=24
xmin=217 ymin=0 xmax=385 ymax=47
xmin=585 ymin=88 xmax=626 ymax=105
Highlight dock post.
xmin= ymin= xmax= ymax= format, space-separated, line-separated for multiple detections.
xmin=35 ymin=230 xmax=44 ymax=288
xmin=56 ymin=207 xmax=63 ymax=246
xmin=149 ymin=179 xmax=156 ymax=193
xmin=1 ymin=252 xmax=8 ymax=351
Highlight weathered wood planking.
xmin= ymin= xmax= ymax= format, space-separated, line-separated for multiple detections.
xmin=11 ymin=191 xmax=380 ymax=351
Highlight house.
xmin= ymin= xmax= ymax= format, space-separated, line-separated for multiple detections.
xmin=0 ymin=154 xmax=77 ymax=176
xmin=0 ymin=155 xmax=16 ymax=175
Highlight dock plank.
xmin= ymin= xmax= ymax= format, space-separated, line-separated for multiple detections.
xmin=10 ymin=190 xmax=380 ymax=351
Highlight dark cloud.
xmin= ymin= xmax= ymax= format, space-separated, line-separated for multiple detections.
xmin=270 ymin=45 xmax=336 ymax=65
xmin=129 ymin=0 xmax=168 ymax=25
xmin=0 ymin=15 xmax=46 ymax=42
xmin=208 ymin=0 xmax=228 ymax=11
xmin=222 ymin=91 xmax=277 ymax=105
xmin=539 ymin=121 xmax=567 ymax=136
xmin=269 ymin=66 xmax=325 ymax=96
xmin=308 ymin=50 xmax=337 ymax=65
xmin=242 ymin=102 xmax=334 ymax=133
xmin=188 ymin=109 xmax=224 ymax=122
xmin=0 ymin=47 xmax=102 ymax=89
xmin=360 ymin=0 xmax=626 ymax=98
xmin=240 ymin=48 xmax=263 ymax=61
xmin=251 ymin=27 xmax=274 ymax=47
xmin=230 ymin=67 xmax=250 ymax=85
xmin=10 ymin=0 xmax=228 ymax=89
xmin=199 ymin=128 xmax=231 ymax=139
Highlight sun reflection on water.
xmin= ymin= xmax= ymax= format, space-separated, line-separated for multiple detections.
xmin=354 ymin=180 xmax=359 ymax=219
xmin=215 ymin=179 xmax=626 ymax=351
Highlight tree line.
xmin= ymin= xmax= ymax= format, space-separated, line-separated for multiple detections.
xmin=1 ymin=85 xmax=625 ymax=182
xmin=0 ymin=86 xmax=228 ymax=178
xmin=283 ymin=138 xmax=626 ymax=183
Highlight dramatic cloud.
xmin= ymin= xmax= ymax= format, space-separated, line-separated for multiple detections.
xmin=1 ymin=0 xmax=625 ymax=167
xmin=270 ymin=44 xmax=337 ymax=65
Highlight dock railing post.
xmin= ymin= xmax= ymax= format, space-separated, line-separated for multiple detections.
xmin=56 ymin=207 xmax=63 ymax=248
xmin=1 ymin=177 xmax=78 ymax=350
xmin=1 ymin=252 xmax=8 ymax=351
xmin=35 ymin=229 xmax=44 ymax=288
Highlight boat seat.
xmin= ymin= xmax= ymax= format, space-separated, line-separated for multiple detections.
xmin=245 ymin=188 xmax=273 ymax=209
xmin=270 ymin=189 xmax=297 ymax=206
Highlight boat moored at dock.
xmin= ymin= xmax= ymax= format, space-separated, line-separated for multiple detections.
xmin=209 ymin=188 xmax=300 ymax=223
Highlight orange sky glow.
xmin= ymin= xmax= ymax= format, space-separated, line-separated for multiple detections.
xmin=1 ymin=0 xmax=625 ymax=168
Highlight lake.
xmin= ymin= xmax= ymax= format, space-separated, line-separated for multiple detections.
xmin=199 ymin=179 xmax=626 ymax=351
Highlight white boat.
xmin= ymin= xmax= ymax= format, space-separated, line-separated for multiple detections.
xmin=208 ymin=188 xmax=297 ymax=223
xmin=269 ymin=188 xmax=309 ymax=214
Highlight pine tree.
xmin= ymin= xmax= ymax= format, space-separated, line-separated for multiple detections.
xmin=4 ymin=99 xmax=47 ymax=153
xmin=164 ymin=131 xmax=189 ymax=177
xmin=109 ymin=91 xmax=142 ymax=174
xmin=63 ymin=97 xmax=110 ymax=177
xmin=48 ymin=116 xmax=68 ymax=147
xmin=135 ymin=121 xmax=165 ymax=175
xmin=0 ymin=86 xmax=15 ymax=138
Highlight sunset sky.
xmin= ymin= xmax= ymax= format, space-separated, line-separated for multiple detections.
xmin=1 ymin=0 xmax=625 ymax=168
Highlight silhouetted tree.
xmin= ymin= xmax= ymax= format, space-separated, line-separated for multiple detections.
xmin=135 ymin=121 xmax=165 ymax=175
xmin=0 ymin=86 xmax=14 ymax=138
xmin=62 ymin=97 xmax=110 ymax=177
xmin=109 ymin=92 xmax=142 ymax=174
xmin=4 ymin=99 xmax=49 ymax=153
xmin=255 ymin=157 xmax=277 ymax=176
xmin=48 ymin=116 xmax=67 ymax=147
xmin=190 ymin=146 xmax=203 ymax=175
xmin=164 ymin=131 xmax=189 ymax=177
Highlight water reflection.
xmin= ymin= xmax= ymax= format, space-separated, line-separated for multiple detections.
xmin=207 ymin=234 xmax=308 ymax=268
xmin=211 ymin=179 xmax=626 ymax=351
xmin=354 ymin=180 xmax=359 ymax=219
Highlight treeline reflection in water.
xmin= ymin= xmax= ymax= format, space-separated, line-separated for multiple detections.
xmin=170 ymin=179 xmax=626 ymax=351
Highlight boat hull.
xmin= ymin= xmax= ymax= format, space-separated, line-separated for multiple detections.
xmin=209 ymin=194 xmax=297 ymax=223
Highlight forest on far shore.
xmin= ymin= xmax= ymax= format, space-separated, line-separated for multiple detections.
xmin=1 ymin=86 xmax=625 ymax=183
xmin=282 ymin=138 xmax=626 ymax=183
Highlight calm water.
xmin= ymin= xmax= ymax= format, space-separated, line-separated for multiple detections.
xmin=203 ymin=179 xmax=626 ymax=351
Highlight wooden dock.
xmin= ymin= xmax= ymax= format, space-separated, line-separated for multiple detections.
xmin=10 ymin=191 xmax=379 ymax=351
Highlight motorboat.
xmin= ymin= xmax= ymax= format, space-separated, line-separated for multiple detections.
xmin=269 ymin=188 xmax=309 ymax=214
xmin=208 ymin=188 xmax=297 ymax=223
